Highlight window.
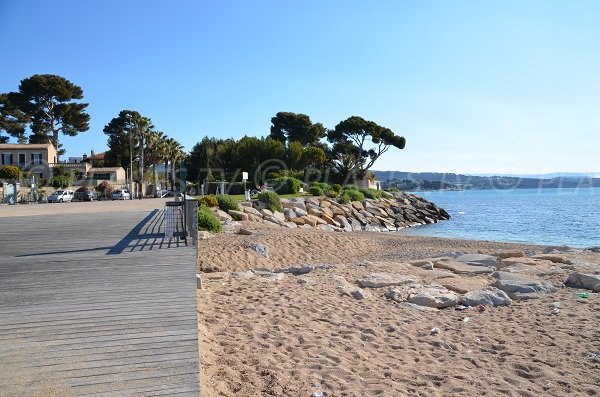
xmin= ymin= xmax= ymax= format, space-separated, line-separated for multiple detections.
xmin=18 ymin=153 xmax=26 ymax=166
xmin=1 ymin=153 xmax=13 ymax=165
xmin=31 ymin=153 xmax=42 ymax=165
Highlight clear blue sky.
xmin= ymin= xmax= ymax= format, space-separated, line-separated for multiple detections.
xmin=1 ymin=0 xmax=599 ymax=174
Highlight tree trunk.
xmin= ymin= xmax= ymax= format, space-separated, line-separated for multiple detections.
xmin=138 ymin=135 xmax=144 ymax=199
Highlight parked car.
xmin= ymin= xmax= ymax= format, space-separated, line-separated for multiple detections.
xmin=112 ymin=189 xmax=131 ymax=200
xmin=73 ymin=189 xmax=98 ymax=202
xmin=47 ymin=189 xmax=74 ymax=203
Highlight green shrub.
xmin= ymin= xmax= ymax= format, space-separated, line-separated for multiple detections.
xmin=323 ymin=188 xmax=338 ymax=198
xmin=217 ymin=194 xmax=240 ymax=212
xmin=51 ymin=175 xmax=73 ymax=188
xmin=381 ymin=191 xmax=393 ymax=199
xmin=0 ymin=165 xmax=21 ymax=181
xmin=257 ymin=190 xmax=283 ymax=212
xmin=331 ymin=184 xmax=342 ymax=193
xmin=388 ymin=188 xmax=400 ymax=193
xmin=198 ymin=206 xmax=222 ymax=232
xmin=342 ymin=189 xmax=365 ymax=202
xmin=312 ymin=182 xmax=331 ymax=190
xmin=342 ymin=184 xmax=359 ymax=191
xmin=337 ymin=193 xmax=351 ymax=204
xmin=199 ymin=194 xmax=219 ymax=207
xmin=309 ymin=186 xmax=323 ymax=196
xmin=360 ymin=188 xmax=383 ymax=200
xmin=268 ymin=177 xmax=302 ymax=194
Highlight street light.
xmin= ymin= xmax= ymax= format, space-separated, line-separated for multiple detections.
xmin=126 ymin=113 xmax=133 ymax=199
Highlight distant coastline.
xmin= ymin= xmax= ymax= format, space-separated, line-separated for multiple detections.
xmin=374 ymin=170 xmax=600 ymax=191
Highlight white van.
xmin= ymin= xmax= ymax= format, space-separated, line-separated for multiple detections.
xmin=47 ymin=189 xmax=74 ymax=203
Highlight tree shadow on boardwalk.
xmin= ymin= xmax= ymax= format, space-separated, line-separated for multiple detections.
xmin=14 ymin=209 xmax=187 ymax=258
xmin=106 ymin=209 xmax=187 ymax=255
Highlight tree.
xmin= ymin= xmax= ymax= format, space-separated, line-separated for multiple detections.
xmin=0 ymin=94 xmax=29 ymax=143
xmin=301 ymin=146 xmax=326 ymax=168
xmin=5 ymin=74 xmax=90 ymax=158
xmin=0 ymin=165 xmax=21 ymax=181
xmin=269 ymin=112 xmax=326 ymax=146
xmin=327 ymin=116 xmax=405 ymax=180
xmin=287 ymin=141 xmax=304 ymax=170
xmin=165 ymin=137 xmax=185 ymax=190
xmin=129 ymin=113 xmax=153 ymax=198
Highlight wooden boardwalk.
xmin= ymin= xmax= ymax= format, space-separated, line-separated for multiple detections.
xmin=0 ymin=207 xmax=200 ymax=396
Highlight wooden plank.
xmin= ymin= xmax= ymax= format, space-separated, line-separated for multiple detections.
xmin=0 ymin=208 xmax=200 ymax=396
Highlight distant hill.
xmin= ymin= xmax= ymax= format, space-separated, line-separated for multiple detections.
xmin=371 ymin=170 xmax=600 ymax=190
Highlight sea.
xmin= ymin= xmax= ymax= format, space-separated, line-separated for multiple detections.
xmin=399 ymin=187 xmax=600 ymax=248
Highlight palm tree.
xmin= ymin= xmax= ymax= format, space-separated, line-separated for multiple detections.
xmin=165 ymin=137 xmax=185 ymax=191
xmin=146 ymin=130 xmax=166 ymax=195
xmin=126 ymin=112 xmax=153 ymax=199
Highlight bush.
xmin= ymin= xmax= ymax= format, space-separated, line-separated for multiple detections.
xmin=312 ymin=182 xmax=331 ymax=190
xmin=324 ymin=188 xmax=338 ymax=198
xmin=268 ymin=177 xmax=302 ymax=194
xmin=95 ymin=181 xmax=114 ymax=198
xmin=331 ymin=184 xmax=342 ymax=193
xmin=309 ymin=186 xmax=323 ymax=196
xmin=217 ymin=194 xmax=240 ymax=212
xmin=51 ymin=175 xmax=73 ymax=188
xmin=381 ymin=191 xmax=393 ymax=199
xmin=342 ymin=184 xmax=359 ymax=191
xmin=0 ymin=165 xmax=21 ymax=181
xmin=199 ymin=194 xmax=218 ymax=207
xmin=76 ymin=185 xmax=95 ymax=192
xmin=388 ymin=188 xmax=400 ymax=193
xmin=337 ymin=194 xmax=350 ymax=204
xmin=360 ymin=188 xmax=383 ymax=200
xmin=257 ymin=190 xmax=283 ymax=212
xmin=341 ymin=189 xmax=365 ymax=202
xmin=198 ymin=206 xmax=222 ymax=232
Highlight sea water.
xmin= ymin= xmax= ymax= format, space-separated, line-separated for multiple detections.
xmin=400 ymin=187 xmax=600 ymax=248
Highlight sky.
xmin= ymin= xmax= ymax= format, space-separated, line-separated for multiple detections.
xmin=1 ymin=0 xmax=599 ymax=175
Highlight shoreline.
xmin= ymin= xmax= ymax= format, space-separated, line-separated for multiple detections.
xmin=197 ymin=225 xmax=600 ymax=396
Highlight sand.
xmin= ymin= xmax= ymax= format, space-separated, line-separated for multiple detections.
xmin=197 ymin=225 xmax=600 ymax=396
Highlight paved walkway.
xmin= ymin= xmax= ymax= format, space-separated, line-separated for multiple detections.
xmin=0 ymin=205 xmax=200 ymax=396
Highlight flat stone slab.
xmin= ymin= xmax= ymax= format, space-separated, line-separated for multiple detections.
xmin=439 ymin=277 xmax=489 ymax=294
xmin=493 ymin=271 xmax=557 ymax=300
xmin=386 ymin=284 xmax=458 ymax=308
xmin=501 ymin=257 xmax=556 ymax=267
xmin=567 ymin=272 xmax=600 ymax=291
xmin=461 ymin=287 xmax=512 ymax=307
xmin=434 ymin=260 xmax=494 ymax=275
xmin=358 ymin=273 xmax=419 ymax=288
xmin=455 ymin=253 xmax=500 ymax=268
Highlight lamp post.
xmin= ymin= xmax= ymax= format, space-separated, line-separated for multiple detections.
xmin=126 ymin=113 xmax=134 ymax=199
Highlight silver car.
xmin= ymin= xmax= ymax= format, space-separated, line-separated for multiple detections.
xmin=47 ymin=189 xmax=74 ymax=203
xmin=112 ymin=189 xmax=131 ymax=200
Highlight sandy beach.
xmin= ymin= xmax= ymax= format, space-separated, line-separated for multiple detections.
xmin=197 ymin=225 xmax=600 ymax=396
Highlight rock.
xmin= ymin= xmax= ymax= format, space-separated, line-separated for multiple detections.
xmin=221 ymin=219 xmax=241 ymax=232
xmin=256 ymin=272 xmax=285 ymax=282
xmin=284 ymin=222 xmax=297 ymax=228
xmin=213 ymin=209 xmax=232 ymax=221
xmin=421 ymin=262 xmax=434 ymax=270
xmin=283 ymin=208 xmax=297 ymax=219
xmin=434 ymin=260 xmax=494 ymax=275
xmin=276 ymin=265 xmax=315 ymax=275
xmin=493 ymin=250 xmax=525 ymax=259
xmin=247 ymin=214 xmax=264 ymax=222
xmin=439 ymin=277 xmax=489 ymax=294
xmin=407 ymin=285 xmax=458 ymax=308
xmin=260 ymin=208 xmax=274 ymax=217
xmin=308 ymin=207 xmax=324 ymax=217
xmin=287 ymin=197 xmax=307 ymax=211
xmin=232 ymin=270 xmax=254 ymax=279
xmin=307 ymin=214 xmax=326 ymax=225
xmin=502 ymin=262 xmax=565 ymax=277
xmin=333 ymin=275 xmax=371 ymax=300
xmin=319 ymin=224 xmax=336 ymax=232
xmin=290 ymin=217 xmax=305 ymax=225
xmin=264 ymin=215 xmax=284 ymax=226
xmin=228 ymin=210 xmax=249 ymax=221
xmin=399 ymin=302 xmax=440 ymax=312
xmin=493 ymin=271 xmax=557 ymax=299
xmin=430 ymin=327 xmax=441 ymax=336
xmin=351 ymin=201 xmax=364 ymax=210
xmin=198 ymin=231 xmax=213 ymax=239
xmin=249 ymin=243 xmax=269 ymax=258
xmin=302 ymin=216 xmax=318 ymax=227
xmin=253 ymin=200 xmax=268 ymax=210
xmin=272 ymin=211 xmax=286 ymax=223
xmin=239 ymin=201 xmax=253 ymax=207
xmin=294 ymin=207 xmax=308 ymax=217
xmin=243 ymin=206 xmax=263 ymax=216
xmin=236 ymin=227 xmax=254 ymax=235
xmin=566 ymin=272 xmax=600 ymax=291
xmin=461 ymin=287 xmax=512 ymax=307
xmin=321 ymin=214 xmax=340 ymax=227
xmin=501 ymin=257 xmax=556 ymax=267
xmin=334 ymin=215 xmax=352 ymax=232
xmin=358 ymin=273 xmax=418 ymax=288
xmin=531 ymin=254 xmax=573 ymax=265
xmin=455 ymin=254 xmax=500 ymax=268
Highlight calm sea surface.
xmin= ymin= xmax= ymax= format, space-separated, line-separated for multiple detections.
xmin=399 ymin=188 xmax=600 ymax=248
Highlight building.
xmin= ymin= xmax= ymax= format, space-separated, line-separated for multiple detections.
xmin=87 ymin=167 xmax=126 ymax=182
xmin=0 ymin=143 xmax=58 ymax=179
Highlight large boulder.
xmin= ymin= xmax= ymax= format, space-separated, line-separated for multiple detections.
xmin=333 ymin=275 xmax=371 ymax=300
xmin=461 ymin=287 xmax=512 ymax=307
xmin=294 ymin=207 xmax=308 ymax=217
xmin=439 ymin=277 xmax=489 ymax=294
xmin=358 ymin=273 xmax=418 ymax=288
xmin=228 ymin=210 xmax=249 ymax=221
xmin=407 ymin=285 xmax=458 ymax=308
xmin=493 ymin=271 xmax=557 ymax=300
xmin=321 ymin=214 xmax=341 ymax=227
xmin=455 ymin=254 xmax=500 ymax=268
xmin=283 ymin=208 xmax=297 ymax=219
xmin=351 ymin=201 xmax=364 ymax=210
xmin=272 ymin=211 xmax=286 ymax=223
xmin=243 ymin=206 xmax=263 ymax=217
xmin=566 ymin=272 xmax=600 ymax=291
xmin=334 ymin=215 xmax=352 ymax=232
